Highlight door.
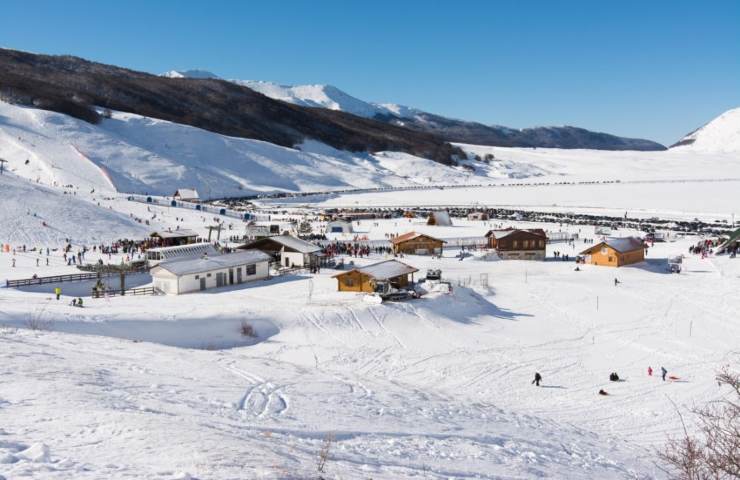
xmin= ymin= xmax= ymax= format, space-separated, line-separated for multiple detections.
xmin=199 ymin=278 xmax=206 ymax=291
xmin=216 ymin=273 xmax=224 ymax=288
xmin=237 ymin=267 xmax=243 ymax=283
xmin=229 ymin=269 xmax=234 ymax=285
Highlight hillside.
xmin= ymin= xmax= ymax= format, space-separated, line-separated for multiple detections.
xmin=0 ymin=172 xmax=148 ymax=245
xmin=165 ymin=72 xmax=665 ymax=151
xmin=0 ymin=49 xmax=462 ymax=165
xmin=0 ymin=100 xmax=495 ymax=197
xmin=671 ymin=107 xmax=740 ymax=152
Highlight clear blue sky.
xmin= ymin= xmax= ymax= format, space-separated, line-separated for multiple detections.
xmin=3 ymin=0 xmax=739 ymax=145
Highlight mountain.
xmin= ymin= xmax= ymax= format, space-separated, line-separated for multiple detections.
xmin=671 ymin=107 xmax=740 ymax=152
xmin=164 ymin=72 xmax=665 ymax=151
xmin=161 ymin=69 xmax=220 ymax=79
xmin=0 ymin=49 xmax=462 ymax=166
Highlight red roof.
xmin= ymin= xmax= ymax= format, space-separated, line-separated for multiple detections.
xmin=390 ymin=231 xmax=446 ymax=245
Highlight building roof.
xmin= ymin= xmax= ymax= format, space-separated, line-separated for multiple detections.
xmin=581 ymin=236 xmax=644 ymax=255
xmin=333 ymin=259 xmax=419 ymax=281
xmin=150 ymin=229 xmax=200 ymax=239
xmin=242 ymin=234 xmax=321 ymax=254
xmin=154 ymin=249 xmax=271 ymax=276
xmin=390 ymin=231 xmax=446 ymax=245
xmin=147 ymin=242 xmax=219 ymax=259
xmin=174 ymin=188 xmax=199 ymax=199
xmin=485 ymin=228 xmax=547 ymax=239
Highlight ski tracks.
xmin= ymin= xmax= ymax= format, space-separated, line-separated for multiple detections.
xmin=218 ymin=360 xmax=289 ymax=419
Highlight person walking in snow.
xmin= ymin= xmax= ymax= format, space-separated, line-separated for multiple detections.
xmin=54 ymin=287 xmax=61 ymax=301
xmin=661 ymin=366 xmax=668 ymax=381
xmin=532 ymin=372 xmax=542 ymax=387
xmin=614 ymin=278 xmax=620 ymax=286
xmin=648 ymin=366 xmax=653 ymax=376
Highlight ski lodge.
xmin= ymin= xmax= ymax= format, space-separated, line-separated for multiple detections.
xmin=485 ymin=228 xmax=547 ymax=260
xmin=238 ymin=234 xmax=323 ymax=268
xmin=333 ymin=259 xmax=418 ymax=293
xmin=427 ymin=211 xmax=453 ymax=226
xmin=391 ymin=232 xmax=446 ymax=255
xmin=150 ymin=249 xmax=271 ymax=294
xmin=579 ymin=237 xmax=645 ymax=267
xmin=173 ymin=188 xmax=200 ymax=202
xmin=150 ymin=229 xmax=200 ymax=247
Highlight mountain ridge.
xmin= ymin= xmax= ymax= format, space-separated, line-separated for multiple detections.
xmin=164 ymin=70 xmax=666 ymax=151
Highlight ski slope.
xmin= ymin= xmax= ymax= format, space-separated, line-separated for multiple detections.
xmin=0 ymin=101 xmax=485 ymax=198
xmin=0 ymin=172 xmax=149 ymax=246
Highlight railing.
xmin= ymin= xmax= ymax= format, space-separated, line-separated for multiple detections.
xmin=92 ymin=286 xmax=160 ymax=298
xmin=6 ymin=272 xmax=113 ymax=288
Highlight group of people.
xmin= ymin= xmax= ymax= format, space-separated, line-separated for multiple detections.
xmin=532 ymin=365 xmax=671 ymax=396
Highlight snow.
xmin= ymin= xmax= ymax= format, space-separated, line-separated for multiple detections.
xmin=672 ymin=107 xmax=740 ymax=153
xmin=0 ymin=101 xmax=493 ymax=198
xmin=228 ymin=80 xmax=421 ymax=120
xmin=0 ymin=172 xmax=149 ymax=246
xmin=2 ymin=205 xmax=739 ymax=478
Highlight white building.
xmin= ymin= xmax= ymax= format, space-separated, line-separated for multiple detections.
xmin=173 ymin=188 xmax=200 ymax=202
xmin=325 ymin=219 xmax=353 ymax=234
xmin=145 ymin=242 xmax=219 ymax=267
xmin=239 ymin=234 xmax=322 ymax=268
xmin=151 ymin=250 xmax=271 ymax=295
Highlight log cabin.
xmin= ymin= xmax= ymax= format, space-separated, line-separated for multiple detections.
xmin=485 ymin=228 xmax=547 ymax=260
xmin=333 ymin=259 xmax=418 ymax=293
xmin=391 ymin=232 xmax=446 ymax=255
xmin=579 ymin=237 xmax=645 ymax=267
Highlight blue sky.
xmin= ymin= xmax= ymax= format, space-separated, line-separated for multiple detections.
xmin=3 ymin=0 xmax=739 ymax=145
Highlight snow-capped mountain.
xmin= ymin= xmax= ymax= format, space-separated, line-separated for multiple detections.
xmin=165 ymin=70 xmax=665 ymax=151
xmin=161 ymin=69 xmax=220 ymax=79
xmin=671 ymin=107 xmax=740 ymax=152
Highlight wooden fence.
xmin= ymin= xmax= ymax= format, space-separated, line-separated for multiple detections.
xmin=92 ymin=286 xmax=160 ymax=298
xmin=6 ymin=272 xmax=112 ymax=288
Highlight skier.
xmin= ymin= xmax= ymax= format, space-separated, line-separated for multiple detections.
xmin=661 ymin=366 xmax=668 ymax=381
xmin=648 ymin=366 xmax=653 ymax=376
xmin=532 ymin=372 xmax=542 ymax=387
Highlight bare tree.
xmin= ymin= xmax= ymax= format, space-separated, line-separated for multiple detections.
xmin=660 ymin=366 xmax=740 ymax=479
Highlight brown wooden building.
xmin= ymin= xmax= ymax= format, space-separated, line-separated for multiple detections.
xmin=391 ymin=232 xmax=446 ymax=255
xmin=333 ymin=260 xmax=418 ymax=293
xmin=579 ymin=237 xmax=645 ymax=267
xmin=485 ymin=228 xmax=547 ymax=260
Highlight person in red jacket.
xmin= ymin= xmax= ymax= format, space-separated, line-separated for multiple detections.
xmin=648 ymin=366 xmax=653 ymax=376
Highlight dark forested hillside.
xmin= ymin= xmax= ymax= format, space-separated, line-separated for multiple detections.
xmin=0 ymin=49 xmax=463 ymax=165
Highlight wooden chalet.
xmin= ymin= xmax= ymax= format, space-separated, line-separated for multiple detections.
xmin=238 ymin=234 xmax=323 ymax=268
xmin=579 ymin=237 xmax=645 ymax=267
xmin=485 ymin=228 xmax=547 ymax=260
xmin=150 ymin=229 xmax=200 ymax=247
xmin=391 ymin=231 xmax=446 ymax=255
xmin=333 ymin=260 xmax=418 ymax=293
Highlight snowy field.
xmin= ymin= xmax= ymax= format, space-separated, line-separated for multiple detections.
xmin=1 ymin=102 xmax=739 ymax=478
xmin=2 ymin=210 xmax=739 ymax=478
xmin=261 ymin=179 xmax=740 ymax=222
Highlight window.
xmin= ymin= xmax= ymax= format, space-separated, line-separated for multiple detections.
xmin=195 ymin=275 xmax=200 ymax=279
xmin=246 ymin=264 xmax=257 ymax=275
xmin=523 ymin=240 xmax=529 ymax=248
xmin=513 ymin=240 xmax=518 ymax=248
xmin=206 ymin=273 xmax=211 ymax=277
xmin=345 ymin=278 xmax=354 ymax=286
xmin=539 ymin=240 xmax=545 ymax=248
